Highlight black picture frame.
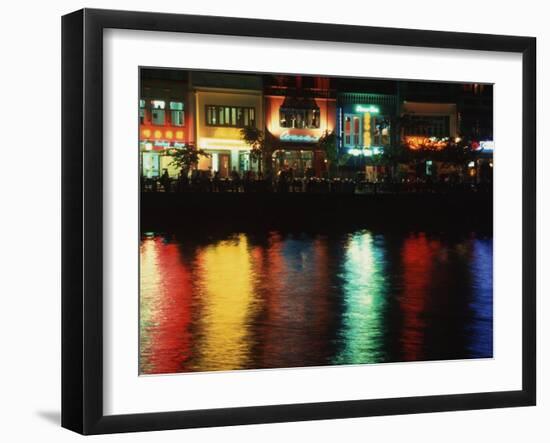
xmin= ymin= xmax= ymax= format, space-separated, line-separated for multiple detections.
xmin=62 ymin=8 xmax=536 ymax=435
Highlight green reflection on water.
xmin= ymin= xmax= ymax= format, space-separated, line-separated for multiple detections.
xmin=334 ymin=231 xmax=387 ymax=365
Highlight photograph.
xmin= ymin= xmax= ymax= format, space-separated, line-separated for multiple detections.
xmin=138 ymin=68 xmax=494 ymax=375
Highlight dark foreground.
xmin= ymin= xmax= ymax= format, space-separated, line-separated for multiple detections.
xmin=139 ymin=191 xmax=493 ymax=374
xmin=141 ymin=191 xmax=492 ymax=232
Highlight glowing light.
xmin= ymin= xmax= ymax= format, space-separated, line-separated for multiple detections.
xmin=405 ymin=136 xmax=448 ymax=150
xmin=165 ymin=130 xmax=173 ymax=139
xmin=355 ymin=104 xmax=380 ymax=113
xmin=468 ymin=161 xmax=476 ymax=168
xmin=175 ymin=130 xmax=184 ymax=139
xmin=348 ymin=147 xmax=381 ymax=157
xmin=363 ymin=112 xmax=371 ymax=147
xmin=455 ymin=137 xmax=462 ymax=143
xmin=280 ymin=131 xmax=319 ymax=143
xmin=154 ymin=141 xmax=170 ymax=149
xmin=199 ymin=137 xmax=252 ymax=151
xmin=212 ymin=153 xmax=219 ymax=171
xmin=480 ymin=141 xmax=494 ymax=151
xmin=142 ymin=129 xmax=151 ymax=138
xmin=154 ymin=130 xmax=162 ymax=139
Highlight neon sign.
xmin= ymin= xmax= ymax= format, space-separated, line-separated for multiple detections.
xmin=355 ymin=104 xmax=380 ymax=114
xmin=280 ymin=131 xmax=319 ymax=143
xmin=347 ymin=147 xmax=383 ymax=157
xmin=480 ymin=141 xmax=494 ymax=151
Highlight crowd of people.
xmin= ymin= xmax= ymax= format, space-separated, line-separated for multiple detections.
xmin=141 ymin=167 xmax=491 ymax=195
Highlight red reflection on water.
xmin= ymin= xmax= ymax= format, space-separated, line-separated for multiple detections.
xmin=140 ymin=238 xmax=193 ymax=374
xmin=400 ymin=234 xmax=439 ymax=361
xmin=255 ymin=232 xmax=287 ymax=366
xmin=311 ymin=238 xmax=332 ymax=332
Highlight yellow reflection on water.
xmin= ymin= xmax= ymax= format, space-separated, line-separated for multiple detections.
xmin=193 ymin=234 xmax=259 ymax=371
xmin=335 ymin=231 xmax=386 ymax=364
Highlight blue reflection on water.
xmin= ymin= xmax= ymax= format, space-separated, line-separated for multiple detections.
xmin=468 ymin=238 xmax=494 ymax=357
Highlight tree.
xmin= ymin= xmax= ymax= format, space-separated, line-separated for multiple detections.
xmin=240 ymin=126 xmax=276 ymax=175
xmin=318 ymin=130 xmax=338 ymax=177
xmin=167 ymin=143 xmax=209 ymax=175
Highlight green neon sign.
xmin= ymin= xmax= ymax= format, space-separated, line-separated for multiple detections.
xmin=355 ymin=104 xmax=380 ymax=114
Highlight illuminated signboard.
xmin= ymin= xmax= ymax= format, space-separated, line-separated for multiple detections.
xmin=141 ymin=127 xmax=185 ymax=140
xmin=347 ymin=147 xmax=384 ymax=156
xmin=280 ymin=131 xmax=319 ymax=143
xmin=154 ymin=141 xmax=171 ymax=149
xmin=480 ymin=141 xmax=494 ymax=151
xmin=355 ymin=104 xmax=380 ymax=114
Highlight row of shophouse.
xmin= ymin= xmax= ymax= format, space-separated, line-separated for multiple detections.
xmin=139 ymin=69 xmax=494 ymax=182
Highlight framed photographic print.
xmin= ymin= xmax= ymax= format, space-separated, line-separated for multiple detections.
xmin=61 ymin=8 xmax=536 ymax=435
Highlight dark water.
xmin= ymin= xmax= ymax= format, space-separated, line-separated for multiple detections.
xmin=139 ymin=229 xmax=493 ymax=375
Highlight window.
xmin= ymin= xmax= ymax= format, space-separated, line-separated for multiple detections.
xmin=169 ymin=101 xmax=184 ymax=126
xmin=139 ymin=99 xmax=146 ymax=124
xmin=343 ymin=114 xmax=362 ymax=147
xmin=404 ymin=116 xmax=450 ymax=138
xmin=205 ymin=105 xmax=256 ymax=128
xmin=373 ymin=117 xmax=391 ymax=145
xmin=151 ymin=100 xmax=166 ymax=125
xmin=279 ymin=107 xmax=320 ymax=129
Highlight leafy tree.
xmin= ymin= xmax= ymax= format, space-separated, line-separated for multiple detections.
xmin=167 ymin=143 xmax=209 ymax=175
xmin=318 ymin=130 xmax=339 ymax=177
xmin=240 ymin=126 xmax=277 ymax=175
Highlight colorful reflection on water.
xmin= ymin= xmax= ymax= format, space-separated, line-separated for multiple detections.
xmin=139 ymin=230 xmax=493 ymax=374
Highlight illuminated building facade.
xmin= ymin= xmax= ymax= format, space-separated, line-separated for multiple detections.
xmin=401 ymin=101 xmax=458 ymax=143
xmin=336 ymin=92 xmax=398 ymax=180
xmin=139 ymin=69 xmax=193 ymax=178
xmin=400 ymin=82 xmax=493 ymax=183
xmin=400 ymin=101 xmax=460 ymax=180
xmin=264 ymin=75 xmax=336 ymax=177
xmin=193 ymin=72 xmax=264 ymax=177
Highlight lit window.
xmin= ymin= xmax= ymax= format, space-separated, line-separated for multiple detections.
xmin=205 ymin=105 xmax=256 ymax=128
xmin=343 ymin=114 xmax=362 ymax=147
xmin=373 ymin=117 xmax=391 ymax=145
xmin=151 ymin=100 xmax=165 ymax=125
xmin=139 ymin=99 xmax=146 ymax=124
xmin=169 ymin=101 xmax=184 ymax=127
xmin=279 ymin=107 xmax=320 ymax=129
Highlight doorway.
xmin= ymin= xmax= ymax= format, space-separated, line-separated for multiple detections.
xmin=219 ymin=153 xmax=230 ymax=178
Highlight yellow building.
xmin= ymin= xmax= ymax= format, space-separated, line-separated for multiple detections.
xmin=193 ymin=73 xmax=264 ymax=177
